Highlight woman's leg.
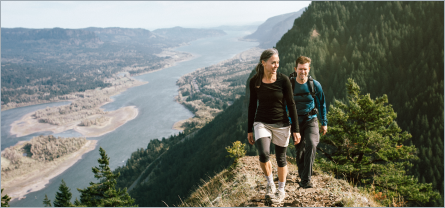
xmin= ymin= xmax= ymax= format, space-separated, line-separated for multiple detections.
xmin=273 ymin=144 xmax=288 ymax=202
xmin=275 ymin=144 xmax=288 ymax=183
xmin=255 ymin=137 xmax=272 ymax=176
xmin=255 ymin=137 xmax=275 ymax=198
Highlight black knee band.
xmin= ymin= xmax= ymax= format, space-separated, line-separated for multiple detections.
xmin=275 ymin=145 xmax=287 ymax=167
xmin=255 ymin=137 xmax=271 ymax=163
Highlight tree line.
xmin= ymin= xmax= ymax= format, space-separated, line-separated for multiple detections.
xmin=275 ymin=1 xmax=443 ymax=206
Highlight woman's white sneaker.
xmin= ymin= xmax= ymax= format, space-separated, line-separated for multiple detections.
xmin=265 ymin=182 xmax=276 ymax=199
xmin=271 ymin=189 xmax=286 ymax=203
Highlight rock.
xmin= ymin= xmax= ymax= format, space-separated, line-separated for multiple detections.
xmin=211 ymin=196 xmax=221 ymax=205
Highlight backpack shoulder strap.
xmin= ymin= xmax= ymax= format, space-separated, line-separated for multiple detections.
xmin=307 ymin=75 xmax=316 ymax=96
xmin=307 ymin=75 xmax=319 ymax=109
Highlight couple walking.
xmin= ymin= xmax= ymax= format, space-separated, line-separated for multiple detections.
xmin=247 ymin=48 xmax=328 ymax=203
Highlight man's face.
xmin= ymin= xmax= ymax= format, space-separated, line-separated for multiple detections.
xmin=294 ymin=63 xmax=310 ymax=80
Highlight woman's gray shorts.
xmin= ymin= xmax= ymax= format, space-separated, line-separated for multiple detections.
xmin=253 ymin=122 xmax=291 ymax=147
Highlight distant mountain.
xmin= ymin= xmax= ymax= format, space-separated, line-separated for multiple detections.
xmin=2 ymin=27 xmax=227 ymax=52
xmin=83 ymin=27 xmax=167 ymax=45
xmin=210 ymin=24 xmax=260 ymax=32
xmin=2 ymin=28 xmax=103 ymax=49
xmin=241 ymin=8 xmax=306 ymax=48
xmin=152 ymin=26 xmax=226 ymax=43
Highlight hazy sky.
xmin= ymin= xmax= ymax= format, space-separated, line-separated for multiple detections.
xmin=1 ymin=1 xmax=311 ymax=30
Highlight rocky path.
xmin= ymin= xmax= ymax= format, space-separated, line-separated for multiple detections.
xmin=236 ymin=156 xmax=374 ymax=207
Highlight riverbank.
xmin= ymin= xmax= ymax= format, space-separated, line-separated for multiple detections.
xmin=128 ymin=48 xmax=196 ymax=77
xmin=1 ymin=48 xmax=195 ymax=112
xmin=10 ymin=105 xmax=139 ymax=138
xmin=7 ymin=49 xmax=194 ymax=137
xmin=173 ymin=47 xmax=262 ymax=131
xmin=2 ymin=139 xmax=98 ymax=201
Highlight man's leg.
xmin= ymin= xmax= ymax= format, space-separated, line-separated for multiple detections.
xmin=301 ymin=119 xmax=320 ymax=186
xmin=295 ymin=123 xmax=305 ymax=180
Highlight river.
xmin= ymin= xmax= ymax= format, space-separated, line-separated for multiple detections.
xmin=4 ymin=30 xmax=258 ymax=207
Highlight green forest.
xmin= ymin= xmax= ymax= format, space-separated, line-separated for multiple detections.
xmin=110 ymin=1 xmax=443 ymax=207
xmin=275 ymin=1 xmax=443 ymax=206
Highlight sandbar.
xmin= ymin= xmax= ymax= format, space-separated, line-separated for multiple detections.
xmin=2 ymin=140 xmax=98 ymax=201
xmin=10 ymin=106 xmax=138 ymax=138
xmin=172 ymin=119 xmax=188 ymax=131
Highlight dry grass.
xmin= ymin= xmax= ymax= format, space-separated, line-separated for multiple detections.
xmin=178 ymin=156 xmax=383 ymax=207
xmin=178 ymin=164 xmax=261 ymax=207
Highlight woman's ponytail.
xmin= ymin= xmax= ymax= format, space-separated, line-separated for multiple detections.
xmin=254 ymin=62 xmax=264 ymax=88
xmin=253 ymin=48 xmax=279 ymax=88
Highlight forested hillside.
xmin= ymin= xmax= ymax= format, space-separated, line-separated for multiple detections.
xmin=275 ymin=1 xmax=443 ymax=206
xmin=114 ymin=1 xmax=443 ymax=207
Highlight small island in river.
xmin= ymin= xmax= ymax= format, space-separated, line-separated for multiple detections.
xmin=1 ymin=135 xmax=97 ymax=201
xmin=10 ymin=76 xmax=143 ymax=138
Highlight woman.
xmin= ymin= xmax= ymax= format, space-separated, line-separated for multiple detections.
xmin=247 ymin=48 xmax=301 ymax=203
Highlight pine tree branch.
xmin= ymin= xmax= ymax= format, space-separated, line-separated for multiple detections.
xmin=317 ymin=147 xmax=337 ymax=164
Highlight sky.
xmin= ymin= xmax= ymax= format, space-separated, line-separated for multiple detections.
xmin=1 ymin=1 xmax=311 ymax=30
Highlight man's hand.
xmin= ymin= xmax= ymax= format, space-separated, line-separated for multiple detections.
xmin=247 ymin=132 xmax=254 ymax=145
xmin=293 ymin=132 xmax=301 ymax=145
xmin=321 ymin=126 xmax=327 ymax=136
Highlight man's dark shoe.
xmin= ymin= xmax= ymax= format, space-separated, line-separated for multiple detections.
xmin=300 ymin=181 xmax=314 ymax=189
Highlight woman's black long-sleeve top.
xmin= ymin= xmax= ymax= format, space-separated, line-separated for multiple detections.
xmin=247 ymin=72 xmax=299 ymax=133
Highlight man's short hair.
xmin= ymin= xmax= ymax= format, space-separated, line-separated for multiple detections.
xmin=296 ymin=56 xmax=311 ymax=67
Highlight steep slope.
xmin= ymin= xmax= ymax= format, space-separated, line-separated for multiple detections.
xmin=275 ymin=1 xmax=443 ymax=206
xmin=127 ymin=96 xmax=248 ymax=206
xmin=241 ymin=8 xmax=305 ymax=48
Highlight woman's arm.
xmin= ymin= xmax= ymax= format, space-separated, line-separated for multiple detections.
xmin=282 ymin=75 xmax=299 ymax=133
xmin=247 ymin=77 xmax=258 ymax=133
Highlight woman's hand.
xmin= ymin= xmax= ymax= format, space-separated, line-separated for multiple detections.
xmin=247 ymin=132 xmax=254 ymax=145
xmin=293 ymin=132 xmax=301 ymax=145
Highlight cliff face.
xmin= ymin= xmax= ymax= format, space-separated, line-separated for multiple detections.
xmin=180 ymin=156 xmax=379 ymax=207
xmin=241 ymin=8 xmax=306 ymax=48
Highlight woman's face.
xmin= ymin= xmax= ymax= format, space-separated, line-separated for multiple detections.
xmin=262 ymin=54 xmax=279 ymax=75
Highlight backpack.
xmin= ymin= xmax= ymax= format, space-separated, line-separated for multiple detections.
xmin=288 ymin=72 xmax=319 ymax=117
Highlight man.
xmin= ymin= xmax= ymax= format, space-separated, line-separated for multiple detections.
xmin=289 ymin=56 xmax=327 ymax=188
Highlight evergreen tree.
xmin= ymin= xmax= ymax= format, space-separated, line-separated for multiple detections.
xmin=53 ymin=179 xmax=73 ymax=207
xmin=317 ymin=79 xmax=440 ymax=206
xmin=275 ymin=1 xmax=443 ymax=205
xmin=73 ymin=198 xmax=82 ymax=207
xmin=77 ymin=147 xmax=136 ymax=207
xmin=1 ymin=189 xmax=11 ymax=207
xmin=43 ymin=194 xmax=52 ymax=207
